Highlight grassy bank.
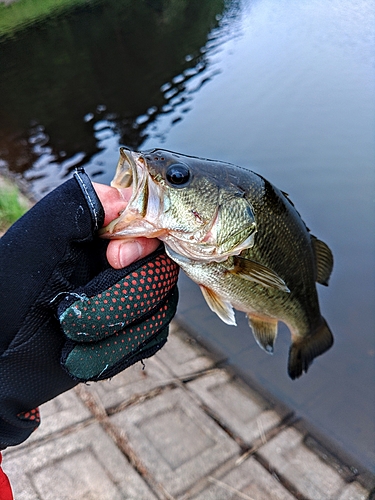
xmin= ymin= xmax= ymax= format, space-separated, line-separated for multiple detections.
xmin=0 ymin=176 xmax=30 ymax=233
xmin=0 ymin=0 xmax=89 ymax=38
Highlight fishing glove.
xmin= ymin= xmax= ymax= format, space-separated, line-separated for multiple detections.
xmin=0 ymin=169 xmax=179 ymax=449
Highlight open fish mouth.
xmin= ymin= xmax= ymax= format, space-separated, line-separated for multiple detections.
xmin=111 ymin=147 xmax=138 ymax=190
xmin=99 ymin=148 xmax=166 ymax=239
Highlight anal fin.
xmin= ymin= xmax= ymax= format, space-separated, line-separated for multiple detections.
xmin=247 ymin=314 xmax=278 ymax=354
xmin=199 ymin=285 xmax=236 ymax=326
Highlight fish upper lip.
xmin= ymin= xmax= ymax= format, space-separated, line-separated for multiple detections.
xmin=111 ymin=147 xmax=137 ymax=190
xmin=111 ymin=148 xmax=146 ymax=208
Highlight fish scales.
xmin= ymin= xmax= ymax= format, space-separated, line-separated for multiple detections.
xmin=100 ymin=148 xmax=334 ymax=379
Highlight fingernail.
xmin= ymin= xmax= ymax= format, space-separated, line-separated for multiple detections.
xmin=119 ymin=240 xmax=142 ymax=268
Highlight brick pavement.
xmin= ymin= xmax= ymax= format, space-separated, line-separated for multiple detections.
xmin=3 ymin=322 xmax=373 ymax=499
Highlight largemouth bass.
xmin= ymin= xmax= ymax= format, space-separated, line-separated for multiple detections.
xmin=100 ymin=148 xmax=334 ymax=379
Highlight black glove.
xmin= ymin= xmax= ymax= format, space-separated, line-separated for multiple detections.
xmin=0 ymin=169 xmax=179 ymax=449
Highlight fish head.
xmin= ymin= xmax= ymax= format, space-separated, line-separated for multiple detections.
xmin=100 ymin=148 xmax=257 ymax=261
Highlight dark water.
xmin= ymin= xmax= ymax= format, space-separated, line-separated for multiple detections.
xmin=1 ymin=0 xmax=374 ymax=475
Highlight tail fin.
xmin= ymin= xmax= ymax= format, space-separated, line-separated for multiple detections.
xmin=288 ymin=318 xmax=334 ymax=379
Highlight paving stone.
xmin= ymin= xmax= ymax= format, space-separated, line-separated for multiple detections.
xmin=3 ymin=423 xmax=156 ymax=500
xmin=257 ymin=427 xmax=357 ymax=500
xmin=337 ymin=481 xmax=371 ymax=500
xmin=190 ymin=457 xmax=296 ymax=500
xmin=84 ymin=356 xmax=171 ymax=409
xmin=154 ymin=322 xmax=216 ymax=377
xmin=2 ymin=320 xmax=372 ymax=500
xmin=188 ymin=371 xmax=281 ymax=446
xmin=110 ymin=387 xmax=240 ymax=497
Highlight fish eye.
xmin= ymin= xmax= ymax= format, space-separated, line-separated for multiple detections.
xmin=166 ymin=163 xmax=191 ymax=187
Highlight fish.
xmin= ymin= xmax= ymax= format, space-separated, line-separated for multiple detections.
xmin=100 ymin=147 xmax=334 ymax=379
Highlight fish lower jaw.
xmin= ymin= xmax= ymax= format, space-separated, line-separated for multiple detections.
xmin=100 ymin=215 xmax=165 ymax=239
xmin=165 ymin=234 xmax=253 ymax=264
xmin=165 ymin=240 xmax=233 ymax=264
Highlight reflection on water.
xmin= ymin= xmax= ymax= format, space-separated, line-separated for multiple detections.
xmin=0 ymin=0 xmax=374 ymax=477
xmin=0 ymin=0 xmax=239 ymax=197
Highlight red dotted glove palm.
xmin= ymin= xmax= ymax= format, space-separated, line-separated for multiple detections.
xmin=59 ymin=246 xmax=179 ymax=381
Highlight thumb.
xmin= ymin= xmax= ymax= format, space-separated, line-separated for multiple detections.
xmin=91 ymin=183 xmax=160 ymax=269
xmin=92 ymin=183 xmax=131 ymax=227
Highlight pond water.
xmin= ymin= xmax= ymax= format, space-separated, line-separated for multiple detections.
xmin=1 ymin=0 xmax=374 ymax=475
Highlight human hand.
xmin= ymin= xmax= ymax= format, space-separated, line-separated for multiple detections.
xmin=0 ymin=169 xmax=179 ymax=449
xmin=92 ymin=182 xmax=160 ymax=269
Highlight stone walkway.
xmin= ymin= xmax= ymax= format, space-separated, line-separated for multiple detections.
xmin=3 ymin=322 xmax=373 ymax=499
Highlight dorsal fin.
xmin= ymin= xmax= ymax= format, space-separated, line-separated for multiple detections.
xmin=311 ymin=235 xmax=334 ymax=286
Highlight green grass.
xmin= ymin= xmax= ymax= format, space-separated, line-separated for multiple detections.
xmin=0 ymin=183 xmax=29 ymax=231
xmin=0 ymin=0 xmax=89 ymax=38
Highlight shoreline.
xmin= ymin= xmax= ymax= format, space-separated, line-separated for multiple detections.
xmin=0 ymin=172 xmax=33 ymax=236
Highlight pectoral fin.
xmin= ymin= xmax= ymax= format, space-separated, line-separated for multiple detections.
xmin=247 ymin=314 xmax=278 ymax=353
xmin=311 ymin=235 xmax=334 ymax=286
xmin=199 ymin=285 xmax=236 ymax=326
xmin=231 ymin=256 xmax=290 ymax=292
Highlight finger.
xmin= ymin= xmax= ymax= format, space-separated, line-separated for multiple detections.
xmin=92 ymin=182 xmax=132 ymax=227
xmin=106 ymin=237 xmax=160 ymax=269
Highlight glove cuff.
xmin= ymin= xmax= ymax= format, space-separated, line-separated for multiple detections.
xmin=74 ymin=167 xmax=104 ymax=231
